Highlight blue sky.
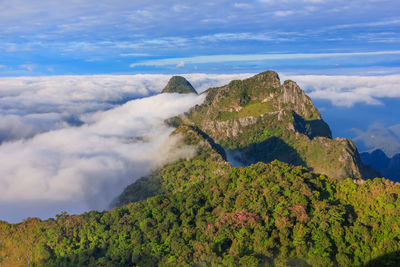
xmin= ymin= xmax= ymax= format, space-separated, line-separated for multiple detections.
xmin=1 ymin=0 xmax=400 ymax=76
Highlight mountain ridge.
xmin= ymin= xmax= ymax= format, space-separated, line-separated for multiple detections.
xmin=173 ymin=70 xmax=372 ymax=179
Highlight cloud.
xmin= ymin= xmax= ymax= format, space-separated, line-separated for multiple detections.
xmin=274 ymin=10 xmax=295 ymax=17
xmin=327 ymin=18 xmax=400 ymax=30
xmin=303 ymin=0 xmax=326 ymax=3
xmin=281 ymin=74 xmax=400 ymax=107
xmin=179 ymin=73 xmax=254 ymax=93
xmin=119 ymin=53 xmax=151 ymax=57
xmin=0 ymin=113 xmax=69 ymax=143
xmin=0 ymin=75 xmax=169 ymax=143
xmin=176 ymin=61 xmax=185 ymax=68
xmin=0 ymin=73 xmax=254 ymax=222
xmin=194 ymin=32 xmax=292 ymax=42
xmin=130 ymin=51 xmax=400 ymax=67
xmin=233 ymin=3 xmax=252 ymax=8
xmin=172 ymin=4 xmax=189 ymax=12
xmin=19 ymin=64 xmax=35 ymax=71
xmin=0 ymin=93 xmax=203 ymax=223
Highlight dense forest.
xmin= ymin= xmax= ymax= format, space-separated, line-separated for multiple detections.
xmin=1 ymin=161 xmax=400 ymax=266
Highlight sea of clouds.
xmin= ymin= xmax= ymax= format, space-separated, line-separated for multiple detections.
xmin=1 ymin=73 xmax=399 ymax=223
xmin=0 ymin=73 xmax=254 ymax=223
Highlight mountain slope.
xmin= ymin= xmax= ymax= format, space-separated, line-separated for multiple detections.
xmin=178 ymin=71 xmax=370 ymax=179
xmin=161 ymin=76 xmax=198 ymax=94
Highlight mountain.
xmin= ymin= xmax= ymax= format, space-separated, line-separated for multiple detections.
xmin=353 ymin=123 xmax=400 ymax=158
xmin=361 ymin=149 xmax=400 ymax=182
xmin=1 ymin=70 xmax=399 ymax=266
xmin=173 ymin=71 xmax=372 ymax=179
xmin=161 ymin=76 xmax=198 ymax=94
xmin=116 ymin=70 xmax=377 ymax=206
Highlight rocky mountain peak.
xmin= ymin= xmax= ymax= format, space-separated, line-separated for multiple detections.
xmin=201 ymin=70 xmax=320 ymax=121
xmin=162 ymin=76 xmax=198 ymax=94
xmin=179 ymin=70 xmax=371 ymax=179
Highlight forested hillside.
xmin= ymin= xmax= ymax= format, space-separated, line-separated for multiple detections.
xmin=1 ymin=161 xmax=399 ymax=266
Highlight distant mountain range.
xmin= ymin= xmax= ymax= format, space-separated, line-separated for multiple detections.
xmin=361 ymin=149 xmax=400 ymax=182
xmin=353 ymin=123 xmax=400 ymax=158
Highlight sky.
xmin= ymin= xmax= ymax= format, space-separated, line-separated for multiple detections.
xmin=1 ymin=0 xmax=400 ymax=222
xmin=0 ymin=0 xmax=400 ymax=75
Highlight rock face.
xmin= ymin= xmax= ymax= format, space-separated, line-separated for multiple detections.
xmin=178 ymin=70 xmax=372 ymax=179
xmin=162 ymin=76 xmax=198 ymax=94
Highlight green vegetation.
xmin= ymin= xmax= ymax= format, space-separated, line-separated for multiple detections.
xmin=217 ymin=100 xmax=275 ymax=121
xmin=237 ymin=101 xmax=274 ymax=118
xmin=1 ymin=161 xmax=399 ymax=266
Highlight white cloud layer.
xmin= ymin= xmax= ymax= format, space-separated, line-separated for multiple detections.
xmin=0 ymin=73 xmax=254 ymax=223
xmin=282 ymin=74 xmax=400 ymax=107
xmin=130 ymin=51 xmax=400 ymax=67
xmin=0 ymin=93 xmax=203 ymax=222
xmin=0 ymin=75 xmax=165 ymax=142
